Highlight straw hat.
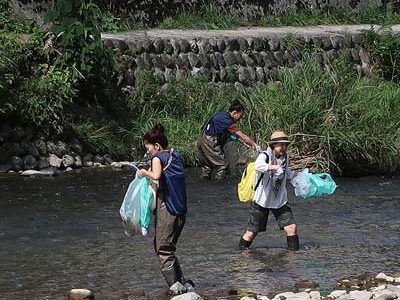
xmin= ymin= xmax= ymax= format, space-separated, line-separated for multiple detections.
xmin=268 ymin=130 xmax=290 ymax=145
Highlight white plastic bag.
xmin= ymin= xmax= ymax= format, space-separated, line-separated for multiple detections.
xmin=120 ymin=173 xmax=143 ymax=236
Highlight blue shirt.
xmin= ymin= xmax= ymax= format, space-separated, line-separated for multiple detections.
xmin=154 ymin=149 xmax=187 ymax=216
xmin=204 ymin=112 xmax=235 ymax=136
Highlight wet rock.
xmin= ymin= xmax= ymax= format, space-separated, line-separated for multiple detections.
xmin=38 ymin=157 xmax=50 ymax=170
xmin=68 ymin=288 xmax=94 ymax=300
xmin=66 ymin=167 xmax=73 ymax=172
xmin=337 ymin=294 xmax=355 ymax=300
xmin=376 ymin=273 xmax=394 ymax=283
xmin=93 ymin=155 xmax=104 ymax=164
xmin=11 ymin=156 xmax=23 ymax=171
xmin=103 ymin=154 xmax=113 ymax=165
xmin=34 ymin=139 xmax=47 ymax=156
xmin=20 ymin=167 xmax=58 ymax=176
xmin=74 ymin=156 xmax=83 ymax=168
xmin=27 ymin=143 xmax=40 ymax=158
xmin=295 ymin=279 xmax=319 ymax=291
xmin=386 ymin=285 xmax=400 ymax=297
xmin=23 ymin=155 xmax=37 ymax=170
xmin=350 ymin=291 xmax=373 ymax=300
xmin=329 ymin=290 xmax=347 ymax=298
xmin=62 ymin=155 xmax=75 ymax=168
xmin=171 ymin=292 xmax=203 ymax=300
xmin=273 ymin=291 xmax=296 ymax=299
xmin=69 ymin=139 xmax=84 ymax=155
xmin=49 ymin=154 xmax=62 ymax=168
xmin=84 ymin=161 xmax=94 ymax=167
xmin=47 ymin=141 xmax=67 ymax=157
xmin=240 ymin=297 xmax=256 ymax=300
xmin=372 ymin=295 xmax=396 ymax=300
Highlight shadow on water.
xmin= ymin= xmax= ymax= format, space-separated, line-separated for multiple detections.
xmin=0 ymin=168 xmax=400 ymax=299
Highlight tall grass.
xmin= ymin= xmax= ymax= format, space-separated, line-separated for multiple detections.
xmin=111 ymin=55 xmax=400 ymax=175
xmin=157 ymin=2 xmax=400 ymax=30
xmin=159 ymin=2 xmax=244 ymax=29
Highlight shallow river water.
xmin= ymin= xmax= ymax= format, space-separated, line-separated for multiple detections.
xmin=1 ymin=169 xmax=400 ymax=300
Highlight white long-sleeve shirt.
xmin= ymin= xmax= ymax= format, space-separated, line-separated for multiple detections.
xmin=253 ymin=148 xmax=294 ymax=209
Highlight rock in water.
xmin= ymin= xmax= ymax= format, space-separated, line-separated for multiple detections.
xmin=171 ymin=292 xmax=203 ymax=300
xmin=62 ymin=155 xmax=75 ymax=168
xmin=68 ymin=289 xmax=94 ymax=300
xmin=49 ymin=154 xmax=62 ymax=168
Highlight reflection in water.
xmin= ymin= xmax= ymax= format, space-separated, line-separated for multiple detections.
xmin=0 ymin=169 xmax=400 ymax=299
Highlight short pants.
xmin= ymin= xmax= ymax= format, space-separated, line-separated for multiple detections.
xmin=247 ymin=201 xmax=295 ymax=233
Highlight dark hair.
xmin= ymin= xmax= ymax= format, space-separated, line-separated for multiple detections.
xmin=143 ymin=123 xmax=168 ymax=148
xmin=228 ymin=101 xmax=245 ymax=113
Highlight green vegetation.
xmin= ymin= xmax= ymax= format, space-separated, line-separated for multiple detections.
xmin=159 ymin=2 xmax=400 ymax=30
xmin=111 ymin=55 xmax=400 ymax=174
xmin=1 ymin=0 xmax=400 ymax=174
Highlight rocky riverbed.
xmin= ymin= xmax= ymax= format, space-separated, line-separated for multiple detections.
xmin=66 ymin=272 xmax=400 ymax=300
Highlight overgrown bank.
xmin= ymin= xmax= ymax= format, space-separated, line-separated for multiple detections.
xmin=1 ymin=0 xmax=400 ymax=176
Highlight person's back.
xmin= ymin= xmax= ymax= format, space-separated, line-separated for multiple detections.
xmin=154 ymin=149 xmax=187 ymax=216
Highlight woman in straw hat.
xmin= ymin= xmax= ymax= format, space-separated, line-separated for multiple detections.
xmin=239 ymin=130 xmax=300 ymax=251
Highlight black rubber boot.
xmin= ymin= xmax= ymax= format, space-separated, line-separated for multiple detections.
xmin=239 ymin=237 xmax=252 ymax=250
xmin=287 ymin=235 xmax=300 ymax=251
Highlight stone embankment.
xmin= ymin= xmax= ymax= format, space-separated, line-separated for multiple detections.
xmin=103 ymin=25 xmax=400 ymax=89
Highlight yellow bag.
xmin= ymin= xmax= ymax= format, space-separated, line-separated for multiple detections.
xmin=238 ymin=162 xmax=256 ymax=202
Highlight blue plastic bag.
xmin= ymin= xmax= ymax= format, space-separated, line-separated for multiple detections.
xmin=292 ymin=169 xmax=337 ymax=199
xmin=120 ymin=173 xmax=156 ymax=236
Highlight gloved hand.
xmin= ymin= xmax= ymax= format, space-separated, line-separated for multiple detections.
xmin=254 ymin=144 xmax=261 ymax=152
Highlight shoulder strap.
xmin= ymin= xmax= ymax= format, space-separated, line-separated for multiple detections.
xmin=253 ymin=152 xmax=270 ymax=191
xmin=163 ymin=148 xmax=175 ymax=171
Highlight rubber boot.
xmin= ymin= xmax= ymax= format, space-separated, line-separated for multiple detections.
xmin=201 ymin=166 xmax=212 ymax=179
xmin=214 ymin=167 xmax=227 ymax=180
xmin=239 ymin=237 xmax=252 ymax=250
xmin=287 ymin=235 xmax=300 ymax=251
xmin=162 ymin=261 xmax=184 ymax=287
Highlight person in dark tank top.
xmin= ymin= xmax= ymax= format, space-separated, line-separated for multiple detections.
xmin=137 ymin=124 xmax=194 ymax=296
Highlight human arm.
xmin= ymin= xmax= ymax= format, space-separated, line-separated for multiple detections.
xmin=137 ymin=157 xmax=162 ymax=180
xmin=234 ymin=130 xmax=257 ymax=147
xmin=254 ymin=152 xmax=280 ymax=173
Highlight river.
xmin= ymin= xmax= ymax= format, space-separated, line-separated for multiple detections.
xmin=1 ymin=169 xmax=400 ymax=300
